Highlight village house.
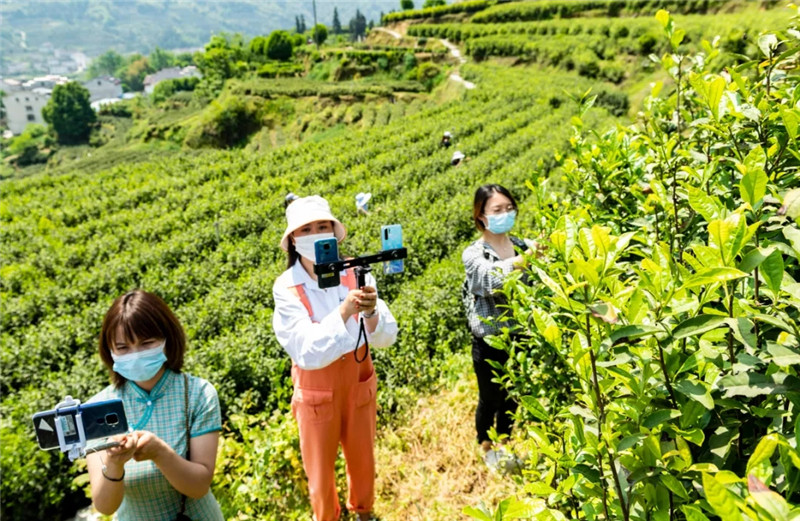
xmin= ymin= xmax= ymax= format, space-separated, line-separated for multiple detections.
xmin=4 ymin=90 xmax=49 ymax=134
xmin=143 ymin=65 xmax=201 ymax=94
xmin=82 ymin=76 xmax=122 ymax=102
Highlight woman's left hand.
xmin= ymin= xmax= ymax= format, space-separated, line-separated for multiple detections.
xmin=132 ymin=430 xmax=170 ymax=463
xmin=357 ymin=286 xmax=377 ymax=315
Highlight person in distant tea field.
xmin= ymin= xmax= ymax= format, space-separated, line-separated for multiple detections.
xmin=462 ymin=184 xmax=535 ymax=472
xmin=441 ymin=130 xmax=453 ymax=148
xmin=86 ymin=290 xmax=224 ymax=521
xmin=272 ymin=195 xmax=398 ymax=521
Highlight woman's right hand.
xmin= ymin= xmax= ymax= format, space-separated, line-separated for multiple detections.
xmin=105 ymin=432 xmax=138 ymax=468
xmin=340 ymin=289 xmax=362 ymax=321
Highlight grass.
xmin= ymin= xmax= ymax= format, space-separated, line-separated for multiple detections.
xmin=373 ymin=352 xmax=521 ymax=520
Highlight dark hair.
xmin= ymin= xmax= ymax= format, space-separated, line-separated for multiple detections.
xmin=472 ymin=184 xmax=517 ymax=231
xmin=287 ymin=240 xmax=300 ymax=269
xmin=99 ymin=290 xmax=186 ymax=387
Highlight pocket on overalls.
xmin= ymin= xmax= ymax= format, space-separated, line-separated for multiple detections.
xmin=292 ymin=388 xmax=334 ymax=424
xmin=354 ymin=369 xmax=377 ymax=408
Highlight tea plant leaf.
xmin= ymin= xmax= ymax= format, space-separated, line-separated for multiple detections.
xmin=572 ymin=463 xmax=600 ymax=482
xmin=520 ymin=396 xmax=549 ymax=422
xmin=680 ymin=267 xmax=748 ymax=290
xmin=463 ymin=505 xmax=494 ymax=521
xmin=738 ymin=247 xmax=775 ymax=273
xmin=767 ymin=344 xmax=800 ymax=368
xmin=702 ymin=472 xmax=743 ymax=521
xmin=601 ymin=325 xmax=661 ymax=350
xmin=718 ymin=373 xmax=800 ymax=398
xmin=706 ymin=75 xmax=726 ymax=120
xmin=681 ymin=505 xmax=712 ymax=521
xmin=655 ymin=9 xmax=670 ymax=29
xmin=660 ymin=473 xmax=690 ymax=500
xmin=687 ymin=186 xmax=722 ymax=222
xmin=747 ymin=434 xmax=778 ymax=475
xmin=739 ymin=167 xmax=768 ymax=207
xmin=643 ymin=409 xmax=681 ymax=429
xmin=672 ymin=315 xmax=727 ymax=339
xmin=757 ymin=34 xmax=778 ymax=57
xmin=748 ymin=474 xmax=791 ymax=520
xmin=761 ymin=249 xmax=784 ymax=296
xmin=675 ymin=378 xmax=714 ymax=410
xmin=782 ymin=107 xmax=800 ymax=141
xmin=589 ymin=302 xmax=618 ymax=324
xmin=618 ymin=434 xmax=647 ymax=451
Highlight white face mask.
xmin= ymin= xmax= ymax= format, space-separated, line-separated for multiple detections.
xmin=293 ymin=233 xmax=335 ymax=262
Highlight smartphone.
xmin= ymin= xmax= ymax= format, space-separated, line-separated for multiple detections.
xmin=314 ymin=237 xmax=341 ymax=289
xmin=32 ymin=399 xmax=128 ymax=451
xmin=381 ymin=224 xmax=404 ymax=274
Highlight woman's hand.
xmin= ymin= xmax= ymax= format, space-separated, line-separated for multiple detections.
xmin=357 ymin=286 xmax=377 ymax=316
xmin=132 ymin=431 xmax=170 ymax=464
xmin=339 ymin=286 xmax=377 ymax=322
xmin=105 ymin=432 xmax=138 ymax=468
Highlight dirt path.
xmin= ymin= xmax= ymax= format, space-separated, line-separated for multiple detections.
xmin=439 ymin=39 xmax=476 ymax=90
xmin=374 ymin=27 xmax=403 ymax=40
xmin=373 ymin=354 xmax=517 ymax=520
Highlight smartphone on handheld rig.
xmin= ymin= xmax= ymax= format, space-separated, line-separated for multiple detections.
xmin=315 ymin=237 xmax=341 ymax=289
xmin=381 ymin=225 xmax=404 ymax=274
xmin=32 ymin=399 xmax=129 ymax=450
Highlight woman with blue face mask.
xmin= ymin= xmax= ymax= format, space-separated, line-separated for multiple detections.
xmin=461 ymin=184 xmax=532 ymax=471
xmin=85 ymin=290 xmax=224 ymax=521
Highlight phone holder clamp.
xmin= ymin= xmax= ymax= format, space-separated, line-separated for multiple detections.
xmin=54 ymin=395 xmax=88 ymax=461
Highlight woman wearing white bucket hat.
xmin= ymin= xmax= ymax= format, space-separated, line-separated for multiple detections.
xmin=272 ymin=195 xmax=398 ymax=521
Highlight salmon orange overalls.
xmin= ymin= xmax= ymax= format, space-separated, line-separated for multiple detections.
xmin=288 ymin=269 xmax=378 ymax=521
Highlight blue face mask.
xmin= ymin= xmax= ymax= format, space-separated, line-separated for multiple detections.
xmin=112 ymin=342 xmax=167 ymax=382
xmin=486 ymin=210 xmax=517 ymax=234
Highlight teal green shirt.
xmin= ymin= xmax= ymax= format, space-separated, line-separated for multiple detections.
xmin=89 ymin=369 xmax=224 ymax=521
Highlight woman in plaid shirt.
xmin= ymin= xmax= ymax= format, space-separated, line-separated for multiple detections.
xmin=86 ymin=290 xmax=224 ymax=520
xmin=462 ymin=184 xmax=532 ymax=468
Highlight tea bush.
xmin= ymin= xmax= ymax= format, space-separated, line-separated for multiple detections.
xmin=467 ymin=8 xmax=800 ymax=520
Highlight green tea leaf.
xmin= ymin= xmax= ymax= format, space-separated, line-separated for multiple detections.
xmin=767 ymin=344 xmax=800 ymax=368
xmin=681 ymin=505 xmax=711 ymax=521
xmin=747 ymin=434 xmax=778 ymax=475
xmin=655 ymin=9 xmax=670 ymax=28
xmin=463 ymin=505 xmax=493 ymax=521
xmin=758 ymin=34 xmax=778 ymax=57
xmin=671 ymin=28 xmax=686 ymax=50
xmin=643 ymin=409 xmax=681 ymax=429
xmin=520 ymin=396 xmax=549 ymax=422
xmin=718 ymin=373 xmax=800 ymax=398
xmin=660 ymin=473 xmax=690 ymax=500
xmin=572 ymin=463 xmax=600 ymax=482
xmin=681 ymin=267 xmax=747 ymax=290
xmin=675 ymin=378 xmax=714 ymax=410
xmin=617 ymin=434 xmax=647 ymax=451
xmin=738 ymin=247 xmax=774 ymax=273
xmin=706 ymin=75 xmax=725 ymax=120
xmin=761 ymin=249 xmax=784 ymax=296
xmin=687 ymin=186 xmax=722 ymax=223
xmin=672 ymin=315 xmax=727 ymax=339
xmin=702 ymin=473 xmax=742 ymax=521
xmin=739 ymin=167 xmax=768 ymax=207
xmin=782 ymin=107 xmax=800 ymax=141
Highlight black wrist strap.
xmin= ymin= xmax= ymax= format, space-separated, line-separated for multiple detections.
xmin=354 ymin=317 xmax=370 ymax=363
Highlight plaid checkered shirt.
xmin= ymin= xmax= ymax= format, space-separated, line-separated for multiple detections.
xmin=462 ymin=237 xmax=526 ymax=338
xmin=89 ymin=369 xmax=223 ymax=521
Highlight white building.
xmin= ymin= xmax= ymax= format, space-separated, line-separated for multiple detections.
xmin=143 ymin=66 xmax=201 ymax=94
xmin=4 ymin=90 xmax=49 ymax=134
xmin=23 ymin=74 xmax=68 ymax=90
xmin=83 ymin=76 xmax=122 ymax=102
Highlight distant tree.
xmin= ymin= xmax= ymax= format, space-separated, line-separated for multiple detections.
xmin=194 ymin=33 xmax=247 ymax=81
xmin=148 ymin=47 xmax=175 ymax=71
xmin=118 ymin=56 xmax=153 ymax=92
xmin=266 ymin=30 xmax=293 ymax=61
xmin=423 ymin=0 xmax=446 ymax=7
xmin=7 ymin=124 xmax=53 ymax=166
xmin=41 ymin=82 xmax=96 ymax=144
xmin=175 ymin=52 xmax=194 ymax=67
xmin=348 ymin=10 xmax=367 ymax=41
xmin=89 ymin=50 xmax=125 ymax=77
xmin=332 ymin=7 xmax=342 ymax=34
xmin=401 ymin=0 xmax=414 ymax=10
xmin=368 ymin=20 xmax=374 ymax=30
xmin=380 ymin=11 xmax=385 ymax=23
xmin=295 ymin=15 xmax=307 ymax=34
xmin=248 ymin=36 xmax=267 ymax=57
xmin=312 ymin=24 xmax=328 ymax=47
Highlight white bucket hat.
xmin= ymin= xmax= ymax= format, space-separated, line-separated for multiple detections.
xmin=355 ymin=192 xmax=372 ymax=207
xmin=443 ymin=131 xmax=452 ymax=138
xmin=452 ymin=150 xmax=465 ymax=161
xmin=280 ymin=195 xmax=346 ymax=251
